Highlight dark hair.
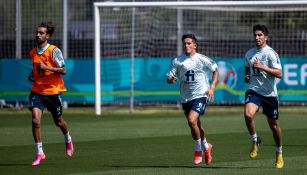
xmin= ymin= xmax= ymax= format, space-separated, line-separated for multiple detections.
xmin=181 ymin=34 xmax=197 ymax=43
xmin=38 ymin=22 xmax=55 ymax=36
xmin=253 ymin=24 xmax=269 ymax=36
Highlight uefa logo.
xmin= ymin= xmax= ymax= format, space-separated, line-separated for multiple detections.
xmin=217 ymin=61 xmax=237 ymax=89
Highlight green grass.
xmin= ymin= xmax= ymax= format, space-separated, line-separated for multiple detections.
xmin=0 ymin=106 xmax=307 ymax=175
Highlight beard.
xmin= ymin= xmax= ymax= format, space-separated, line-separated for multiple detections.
xmin=36 ymin=37 xmax=45 ymax=45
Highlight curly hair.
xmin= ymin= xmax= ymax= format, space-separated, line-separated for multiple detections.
xmin=38 ymin=21 xmax=55 ymax=36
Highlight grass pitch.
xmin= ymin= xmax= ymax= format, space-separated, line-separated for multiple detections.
xmin=0 ymin=106 xmax=307 ymax=175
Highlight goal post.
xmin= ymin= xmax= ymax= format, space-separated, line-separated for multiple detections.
xmin=94 ymin=5 xmax=101 ymax=115
xmin=94 ymin=1 xmax=307 ymax=115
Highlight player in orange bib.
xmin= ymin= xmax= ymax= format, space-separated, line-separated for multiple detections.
xmin=28 ymin=22 xmax=74 ymax=166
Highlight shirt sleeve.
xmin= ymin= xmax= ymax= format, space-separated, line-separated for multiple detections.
xmin=244 ymin=59 xmax=249 ymax=67
xmin=268 ymin=50 xmax=282 ymax=70
xmin=52 ymin=47 xmax=65 ymax=68
xmin=166 ymin=58 xmax=177 ymax=77
xmin=244 ymin=51 xmax=250 ymax=67
xmin=204 ymin=57 xmax=218 ymax=72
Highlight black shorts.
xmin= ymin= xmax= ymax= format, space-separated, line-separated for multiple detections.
xmin=245 ymin=89 xmax=279 ymax=120
xmin=29 ymin=92 xmax=63 ymax=118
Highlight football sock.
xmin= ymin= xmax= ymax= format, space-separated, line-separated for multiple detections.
xmin=64 ymin=131 xmax=72 ymax=143
xmin=36 ymin=142 xmax=44 ymax=154
xmin=194 ymin=139 xmax=202 ymax=151
xmin=276 ymin=146 xmax=282 ymax=153
xmin=202 ymin=138 xmax=209 ymax=150
xmin=251 ymin=133 xmax=258 ymax=142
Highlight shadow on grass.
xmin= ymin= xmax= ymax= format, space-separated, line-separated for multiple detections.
xmin=107 ymin=165 xmax=258 ymax=169
xmin=257 ymin=143 xmax=307 ymax=147
xmin=0 ymin=162 xmax=59 ymax=167
xmin=0 ymin=163 xmax=29 ymax=166
xmin=283 ymin=144 xmax=307 ymax=147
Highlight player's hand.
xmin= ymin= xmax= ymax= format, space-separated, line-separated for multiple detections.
xmin=253 ymin=58 xmax=264 ymax=69
xmin=28 ymin=71 xmax=34 ymax=82
xmin=38 ymin=61 xmax=48 ymax=70
xmin=245 ymin=75 xmax=250 ymax=83
xmin=167 ymin=75 xmax=177 ymax=84
xmin=207 ymin=88 xmax=215 ymax=103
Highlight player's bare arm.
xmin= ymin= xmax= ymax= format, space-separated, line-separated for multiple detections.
xmin=38 ymin=61 xmax=66 ymax=75
xmin=28 ymin=70 xmax=34 ymax=82
xmin=245 ymin=66 xmax=250 ymax=83
xmin=207 ymin=70 xmax=218 ymax=101
xmin=167 ymin=75 xmax=177 ymax=84
xmin=253 ymin=58 xmax=282 ymax=78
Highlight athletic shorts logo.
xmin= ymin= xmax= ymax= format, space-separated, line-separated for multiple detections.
xmin=272 ymin=109 xmax=278 ymax=119
xmin=196 ymin=102 xmax=203 ymax=111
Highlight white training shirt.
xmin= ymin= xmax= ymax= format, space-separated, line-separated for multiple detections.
xmin=36 ymin=43 xmax=65 ymax=68
xmin=245 ymin=45 xmax=282 ymax=97
xmin=167 ymin=53 xmax=218 ymax=103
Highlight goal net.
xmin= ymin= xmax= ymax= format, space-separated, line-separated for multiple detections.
xmin=94 ymin=1 xmax=307 ymax=114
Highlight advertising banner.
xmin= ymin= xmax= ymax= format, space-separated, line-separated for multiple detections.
xmin=0 ymin=58 xmax=306 ymax=103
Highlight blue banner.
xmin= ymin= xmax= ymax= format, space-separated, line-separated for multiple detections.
xmin=0 ymin=58 xmax=306 ymax=103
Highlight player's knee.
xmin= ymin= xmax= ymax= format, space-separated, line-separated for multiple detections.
xmin=269 ymin=122 xmax=280 ymax=131
xmin=244 ymin=110 xmax=254 ymax=120
xmin=32 ymin=118 xmax=40 ymax=128
xmin=188 ymin=118 xmax=198 ymax=127
xmin=244 ymin=114 xmax=253 ymax=121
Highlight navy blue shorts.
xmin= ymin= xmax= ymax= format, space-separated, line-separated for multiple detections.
xmin=245 ymin=89 xmax=279 ymax=120
xmin=182 ymin=97 xmax=207 ymax=117
xmin=29 ymin=92 xmax=63 ymax=118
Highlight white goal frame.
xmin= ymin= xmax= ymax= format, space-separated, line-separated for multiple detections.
xmin=93 ymin=1 xmax=307 ymax=115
